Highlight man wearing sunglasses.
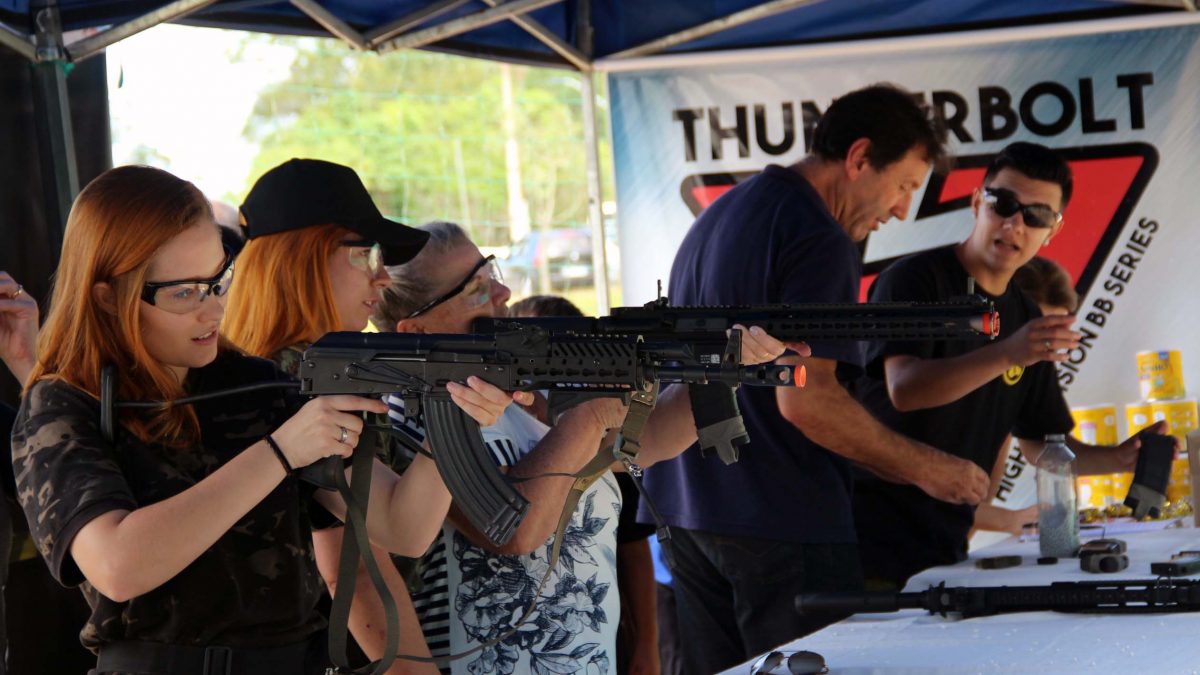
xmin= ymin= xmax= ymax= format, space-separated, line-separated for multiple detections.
xmin=853 ymin=141 xmax=1149 ymax=588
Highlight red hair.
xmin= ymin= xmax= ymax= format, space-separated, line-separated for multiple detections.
xmin=29 ymin=165 xmax=218 ymax=444
xmin=222 ymin=224 xmax=350 ymax=358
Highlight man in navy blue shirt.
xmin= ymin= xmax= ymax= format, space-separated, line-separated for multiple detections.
xmin=640 ymin=84 xmax=991 ymax=674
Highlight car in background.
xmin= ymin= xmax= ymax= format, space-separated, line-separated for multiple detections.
xmin=503 ymin=228 xmax=598 ymax=296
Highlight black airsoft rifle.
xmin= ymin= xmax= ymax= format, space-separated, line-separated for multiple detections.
xmin=299 ymin=325 xmax=796 ymax=547
xmin=473 ymin=295 xmax=1000 ymax=464
xmin=796 ymin=579 xmax=1200 ymax=618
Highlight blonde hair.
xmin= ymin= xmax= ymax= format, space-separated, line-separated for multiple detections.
xmin=371 ymin=221 xmax=470 ymax=330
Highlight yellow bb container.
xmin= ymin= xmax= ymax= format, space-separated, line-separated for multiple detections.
xmin=1072 ymin=405 xmax=1119 ymax=445
xmin=1137 ymin=350 xmax=1186 ymax=401
xmin=1111 ymin=472 xmax=1134 ymax=504
xmin=1126 ymin=402 xmax=1154 ymax=437
xmin=1151 ymin=399 xmax=1199 ymax=441
xmin=1072 ymin=405 xmax=1118 ymax=507
xmin=1169 ymin=455 xmax=1191 ymax=505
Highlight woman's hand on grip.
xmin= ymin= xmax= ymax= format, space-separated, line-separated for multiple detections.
xmin=272 ymin=395 xmax=389 ymax=468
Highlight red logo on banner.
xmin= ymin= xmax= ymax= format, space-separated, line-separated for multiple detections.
xmin=679 ymin=143 xmax=1158 ymax=301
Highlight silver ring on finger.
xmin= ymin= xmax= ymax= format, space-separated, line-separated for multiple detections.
xmin=1044 ymin=339 xmax=1052 ymax=352
xmin=11 ymin=284 xmax=22 ymax=298
xmin=338 ymin=425 xmax=348 ymax=444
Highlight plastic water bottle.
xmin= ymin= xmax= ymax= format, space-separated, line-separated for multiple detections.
xmin=1037 ymin=434 xmax=1080 ymax=557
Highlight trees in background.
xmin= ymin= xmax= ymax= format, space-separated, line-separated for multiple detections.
xmin=242 ymin=38 xmax=612 ymax=251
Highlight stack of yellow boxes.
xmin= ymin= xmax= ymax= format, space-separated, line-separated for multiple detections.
xmin=1070 ymin=350 xmax=1194 ymax=510
xmin=1071 ymin=405 xmax=1118 ymax=507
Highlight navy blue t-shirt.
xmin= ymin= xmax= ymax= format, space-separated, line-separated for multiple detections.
xmin=639 ymin=164 xmax=866 ymax=543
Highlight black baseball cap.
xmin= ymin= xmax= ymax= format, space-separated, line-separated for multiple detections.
xmin=240 ymin=158 xmax=429 ymax=265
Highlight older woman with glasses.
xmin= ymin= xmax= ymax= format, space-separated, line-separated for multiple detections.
xmin=222 ymin=160 xmax=526 ymax=674
xmin=366 ymin=221 xmax=804 ymax=675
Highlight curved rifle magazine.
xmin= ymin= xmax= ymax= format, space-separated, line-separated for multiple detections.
xmin=423 ymin=394 xmax=530 ymax=546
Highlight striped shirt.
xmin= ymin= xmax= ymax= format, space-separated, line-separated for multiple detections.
xmin=387 ymin=396 xmax=621 ymax=675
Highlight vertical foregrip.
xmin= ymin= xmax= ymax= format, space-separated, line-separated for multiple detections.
xmin=688 ymin=383 xmax=749 ymax=464
xmin=423 ymin=395 xmax=530 ymax=546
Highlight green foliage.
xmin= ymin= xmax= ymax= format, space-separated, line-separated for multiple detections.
xmin=241 ymin=36 xmax=610 ymax=248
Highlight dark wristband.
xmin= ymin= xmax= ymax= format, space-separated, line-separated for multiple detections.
xmin=265 ymin=435 xmax=294 ymax=474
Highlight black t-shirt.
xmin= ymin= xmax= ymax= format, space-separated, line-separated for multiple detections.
xmin=854 ymin=245 xmax=1074 ymax=583
xmin=614 ymin=473 xmax=654 ymax=545
xmin=11 ymin=351 xmax=326 ymax=652
xmin=640 ymin=164 xmax=867 ymax=543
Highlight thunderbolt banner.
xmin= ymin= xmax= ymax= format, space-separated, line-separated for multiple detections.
xmin=606 ymin=15 xmax=1200 ymax=419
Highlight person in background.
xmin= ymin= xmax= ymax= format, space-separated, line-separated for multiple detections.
xmin=508 ymin=294 xmax=661 ymax=675
xmin=853 ymin=142 xmax=1162 ymax=588
xmin=209 ymin=200 xmax=246 ymax=258
xmin=11 ymin=165 xmax=512 ymax=674
xmin=1 ymin=271 xmax=96 ymax=675
xmin=0 ymin=272 xmax=36 ymax=386
xmin=0 ymin=271 xmax=25 ymax=675
xmin=646 ymin=539 xmax=682 ymax=675
xmin=972 ymin=256 xmax=1080 ymax=537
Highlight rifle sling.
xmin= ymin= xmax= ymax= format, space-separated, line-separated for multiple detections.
xmin=327 ymin=415 xmax=400 ymax=675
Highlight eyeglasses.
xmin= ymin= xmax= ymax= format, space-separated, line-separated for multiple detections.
xmin=342 ymin=239 xmax=384 ymax=277
xmin=749 ymin=650 xmax=828 ymax=675
xmin=141 ymin=254 xmax=235 ymax=314
xmin=983 ymin=187 xmax=1062 ymax=229
xmin=407 ymin=254 xmax=503 ymax=319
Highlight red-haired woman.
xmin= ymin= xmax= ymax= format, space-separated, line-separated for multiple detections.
xmin=222 ymin=159 xmax=514 ymax=673
xmin=10 ymin=165 xmax=513 ymax=675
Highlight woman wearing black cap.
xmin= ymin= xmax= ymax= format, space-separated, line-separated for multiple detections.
xmin=223 ymin=159 xmax=518 ymax=673
xmin=10 ymin=165 xmax=518 ymax=675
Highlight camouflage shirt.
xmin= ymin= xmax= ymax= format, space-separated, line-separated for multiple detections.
xmin=11 ymin=351 xmax=326 ymax=652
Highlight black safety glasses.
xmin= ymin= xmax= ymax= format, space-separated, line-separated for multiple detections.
xmin=406 ymin=254 xmax=501 ymax=319
xmin=140 ymin=253 xmax=234 ymax=314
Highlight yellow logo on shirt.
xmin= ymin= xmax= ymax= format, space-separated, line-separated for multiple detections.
xmin=1002 ymin=366 xmax=1024 ymax=386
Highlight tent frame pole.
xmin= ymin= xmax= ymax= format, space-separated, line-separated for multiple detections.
xmin=376 ymin=0 xmax=563 ymax=53
xmin=0 ymin=21 xmax=35 ymax=60
xmin=479 ymin=0 xmax=589 ymax=70
xmin=65 ymin=0 xmax=219 ymax=62
xmin=31 ymin=0 xmax=77 ymax=254
xmin=607 ymin=0 xmax=822 ymax=60
xmin=577 ymin=0 xmax=610 ymax=313
xmin=365 ymin=0 xmax=470 ymax=48
xmin=290 ymin=0 xmax=368 ymax=49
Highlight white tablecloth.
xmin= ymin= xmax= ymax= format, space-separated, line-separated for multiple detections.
xmin=720 ymin=523 xmax=1200 ymax=674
